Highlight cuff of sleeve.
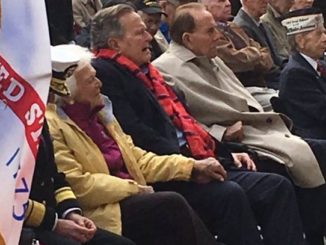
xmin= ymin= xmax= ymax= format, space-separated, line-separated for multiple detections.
xmin=62 ymin=208 xmax=82 ymax=219
xmin=208 ymin=124 xmax=227 ymax=141
xmin=51 ymin=213 xmax=58 ymax=231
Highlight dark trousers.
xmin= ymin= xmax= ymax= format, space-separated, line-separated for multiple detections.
xmin=120 ymin=191 xmax=219 ymax=245
xmin=296 ymin=184 xmax=326 ymax=245
xmin=33 ymin=228 xmax=135 ymax=245
xmin=257 ymin=156 xmax=326 ymax=245
xmin=152 ymin=171 xmax=305 ymax=245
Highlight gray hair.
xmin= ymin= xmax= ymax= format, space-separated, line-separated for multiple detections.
xmin=91 ymin=4 xmax=135 ymax=50
xmin=170 ymin=3 xmax=206 ymax=45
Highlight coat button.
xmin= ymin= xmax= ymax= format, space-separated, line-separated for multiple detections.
xmin=266 ymin=117 xmax=273 ymax=124
xmin=284 ymin=134 xmax=290 ymax=138
xmin=40 ymin=181 xmax=45 ymax=186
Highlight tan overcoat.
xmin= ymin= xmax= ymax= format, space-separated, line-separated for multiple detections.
xmin=153 ymin=42 xmax=325 ymax=188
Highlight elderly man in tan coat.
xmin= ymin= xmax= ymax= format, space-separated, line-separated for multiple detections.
xmin=153 ymin=3 xmax=325 ymax=189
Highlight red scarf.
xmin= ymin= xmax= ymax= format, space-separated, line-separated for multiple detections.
xmin=96 ymin=49 xmax=216 ymax=159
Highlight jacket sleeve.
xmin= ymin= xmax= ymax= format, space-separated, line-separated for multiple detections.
xmin=47 ymin=114 xmax=140 ymax=209
xmin=216 ymin=36 xmax=262 ymax=73
xmin=42 ymin=120 xmax=82 ymax=218
xmin=24 ymin=199 xmax=57 ymax=230
xmin=53 ymin=173 xmax=82 ymax=218
xmin=111 ymin=120 xmax=194 ymax=183
xmin=93 ymin=60 xmax=180 ymax=155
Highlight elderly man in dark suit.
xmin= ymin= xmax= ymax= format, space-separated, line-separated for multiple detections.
xmin=279 ymin=8 xmax=326 ymax=245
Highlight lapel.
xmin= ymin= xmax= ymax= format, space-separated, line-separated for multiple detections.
xmin=236 ymin=9 xmax=269 ymax=47
xmin=117 ymin=61 xmax=176 ymax=128
xmin=293 ymin=52 xmax=326 ymax=94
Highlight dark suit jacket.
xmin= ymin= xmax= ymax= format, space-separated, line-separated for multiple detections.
xmin=26 ymin=121 xmax=80 ymax=230
xmin=279 ymin=52 xmax=326 ymax=139
xmin=92 ymin=58 xmax=180 ymax=155
xmin=233 ymin=9 xmax=281 ymax=89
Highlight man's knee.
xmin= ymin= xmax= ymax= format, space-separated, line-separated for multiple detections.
xmin=154 ymin=191 xmax=190 ymax=211
xmin=214 ymin=181 xmax=248 ymax=204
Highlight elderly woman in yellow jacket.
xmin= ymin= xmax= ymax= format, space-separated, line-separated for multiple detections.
xmin=46 ymin=44 xmax=224 ymax=245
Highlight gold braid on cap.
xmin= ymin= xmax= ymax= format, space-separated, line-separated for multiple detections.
xmin=50 ymin=77 xmax=71 ymax=96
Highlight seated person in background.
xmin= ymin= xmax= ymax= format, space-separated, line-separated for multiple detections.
xmin=72 ymin=0 xmax=102 ymax=29
xmin=72 ymin=0 xmax=103 ymax=47
xmin=234 ymin=0 xmax=282 ymax=89
xmin=136 ymin=0 xmax=167 ymax=60
xmin=261 ymin=0 xmax=293 ymax=63
xmin=22 ymin=53 xmax=135 ymax=245
xmin=280 ymin=9 xmax=326 ymax=140
xmin=155 ymin=0 xmax=179 ymax=50
xmin=91 ymin=5 xmax=306 ymax=245
xmin=201 ymin=0 xmax=277 ymax=111
xmin=47 ymin=44 xmax=224 ymax=245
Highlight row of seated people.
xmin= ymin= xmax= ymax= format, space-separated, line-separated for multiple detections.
xmin=24 ymin=2 xmax=326 ymax=245
xmin=23 ymin=43 xmax=289 ymax=245
xmin=44 ymin=0 xmax=326 ymax=113
xmin=94 ymin=3 xmax=326 ymax=244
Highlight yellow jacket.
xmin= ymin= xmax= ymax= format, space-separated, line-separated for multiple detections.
xmin=46 ymin=98 xmax=194 ymax=234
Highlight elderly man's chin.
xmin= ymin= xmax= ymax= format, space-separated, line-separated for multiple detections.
xmin=208 ymin=49 xmax=219 ymax=59
xmin=92 ymin=94 xmax=105 ymax=109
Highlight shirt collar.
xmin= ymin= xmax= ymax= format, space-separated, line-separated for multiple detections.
xmin=300 ymin=52 xmax=318 ymax=71
xmin=242 ymin=8 xmax=260 ymax=26
xmin=168 ymin=42 xmax=205 ymax=63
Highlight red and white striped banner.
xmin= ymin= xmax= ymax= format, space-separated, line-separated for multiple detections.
xmin=0 ymin=1 xmax=51 ymax=244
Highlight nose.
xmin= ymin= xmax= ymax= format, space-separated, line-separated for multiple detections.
xmin=213 ymin=28 xmax=223 ymax=41
xmin=145 ymin=30 xmax=153 ymax=42
xmin=97 ymin=78 xmax=102 ymax=88
xmin=226 ymin=0 xmax=231 ymax=7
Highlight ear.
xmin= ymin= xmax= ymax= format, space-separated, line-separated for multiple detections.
xmin=182 ymin=32 xmax=192 ymax=48
xmin=160 ymin=1 xmax=167 ymax=11
xmin=107 ymin=38 xmax=121 ymax=52
xmin=295 ymin=34 xmax=305 ymax=50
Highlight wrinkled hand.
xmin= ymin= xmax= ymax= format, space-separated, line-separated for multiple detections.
xmin=138 ymin=184 xmax=155 ymax=194
xmin=54 ymin=219 xmax=93 ymax=243
xmin=67 ymin=213 xmax=96 ymax=241
xmin=232 ymin=153 xmax=256 ymax=171
xmin=191 ymin=157 xmax=227 ymax=184
xmin=223 ymin=121 xmax=244 ymax=142
xmin=257 ymin=47 xmax=273 ymax=71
